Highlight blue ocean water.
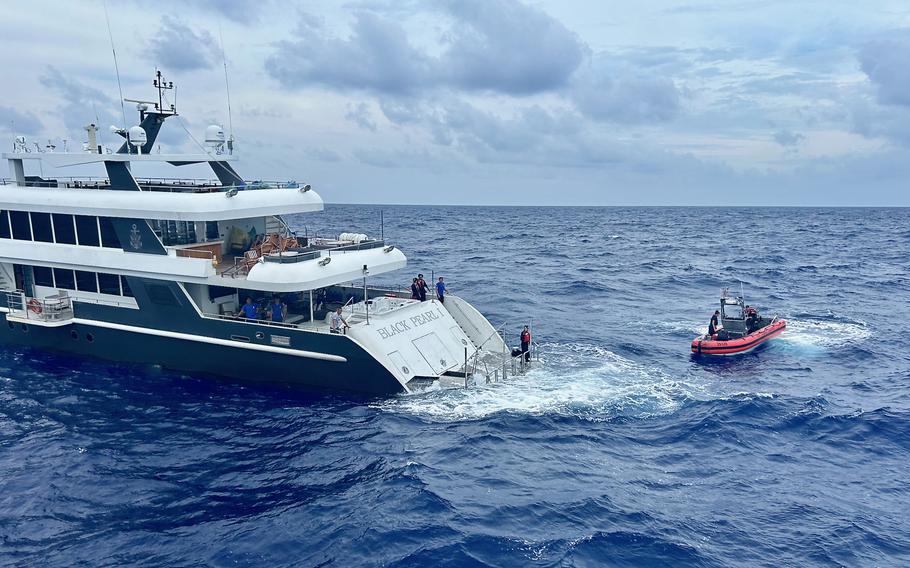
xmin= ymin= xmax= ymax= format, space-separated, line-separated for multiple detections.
xmin=1 ymin=206 xmax=909 ymax=567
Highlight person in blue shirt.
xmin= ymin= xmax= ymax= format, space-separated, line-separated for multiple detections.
xmin=435 ymin=276 xmax=447 ymax=303
xmin=269 ymin=296 xmax=287 ymax=323
xmin=238 ymin=297 xmax=259 ymax=319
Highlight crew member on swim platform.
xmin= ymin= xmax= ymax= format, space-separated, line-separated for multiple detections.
xmin=520 ymin=325 xmax=531 ymax=362
xmin=708 ymin=310 xmax=720 ymax=337
xmin=238 ymin=297 xmax=259 ymax=319
xmin=330 ymin=307 xmax=350 ymax=334
xmin=436 ymin=276 xmax=447 ymax=303
xmin=417 ymin=274 xmax=429 ymax=301
xmin=411 ymin=277 xmax=420 ymax=300
xmin=269 ymin=296 xmax=287 ymax=323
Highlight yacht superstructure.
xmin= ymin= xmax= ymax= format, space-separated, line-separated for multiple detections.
xmin=0 ymin=73 xmax=521 ymax=394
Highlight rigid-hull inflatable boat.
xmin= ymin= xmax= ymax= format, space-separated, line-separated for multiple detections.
xmin=692 ymin=290 xmax=786 ymax=356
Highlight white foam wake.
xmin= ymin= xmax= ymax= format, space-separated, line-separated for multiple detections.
xmin=376 ymin=342 xmax=703 ymax=423
xmin=779 ymin=319 xmax=871 ymax=350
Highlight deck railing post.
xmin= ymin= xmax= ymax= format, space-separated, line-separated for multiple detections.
xmin=309 ymin=290 xmax=315 ymax=324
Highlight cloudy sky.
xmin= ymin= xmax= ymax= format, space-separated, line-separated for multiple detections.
xmin=1 ymin=0 xmax=909 ymax=205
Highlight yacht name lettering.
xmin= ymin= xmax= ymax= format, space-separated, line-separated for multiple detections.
xmin=375 ymin=311 xmax=441 ymax=340
xmin=377 ymin=320 xmax=411 ymax=340
xmin=409 ymin=311 xmax=440 ymax=327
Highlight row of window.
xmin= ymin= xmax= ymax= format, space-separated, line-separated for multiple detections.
xmin=0 ymin=211 xmax=121 ymax=248
xmin=33 ymin=266 xmax=133 ymax=297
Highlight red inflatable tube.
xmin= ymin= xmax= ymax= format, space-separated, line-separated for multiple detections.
xmin=691 ymin=319 xmax=787 ymax=356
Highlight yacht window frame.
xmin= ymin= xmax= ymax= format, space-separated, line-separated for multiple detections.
xmin=74 ymin=215 xmax=100 ymax=247
xmin=52 ymin=213 xmax=77 ymax=245
xmin=53 ymin=268 xmax=76 ymax=290
xmin=30 ymin=212 xmax=54 ymax=243
xmin=0 ymin=211 xmax=11 ymax=239
xmin=9 ymin=211 xmax=32 ymax=240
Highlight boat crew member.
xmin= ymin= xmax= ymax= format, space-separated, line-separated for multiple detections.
xmin=708 ymin=310 xmax=720 ymax=336
xmin=436 ymin=276 xmax=447 ymax=303
xmin=417 ymin=274 xmax=429 ymax=301
xmin=330 ymin=307 xmax=349 ymax=334
xmin=269 ymin=296 xmax=287 ymax=323
xmin=410 ymin=277 xmax=420 ymax=300
xmin=745 ymin=306 xmax=758 ymax=333
xmin=520 ymin=325 xmax=531 ymax=362
xmin=238 ymin=297 xmax=259 ymax=319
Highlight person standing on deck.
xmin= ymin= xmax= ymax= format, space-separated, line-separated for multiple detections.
xmin=238 ymin=297 xmax=258 ymax=319
xmin=708 ymin=310 xmax=721 ymax=337
xmin=520 ymin=325 xmax=531 ymax=362
xmin=410 ymin=277 xmax=420 ymax=300
xmin=436 ymin=276 xmax=447 ymax=303
xmin=417 ymin=274 xmax=429 ymax=301
xmin=269 ymin=296 xmax=287 ymax=323
xmin=330 ymin=307 xmax=349 ymax=334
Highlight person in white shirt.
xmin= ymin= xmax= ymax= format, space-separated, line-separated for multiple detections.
xmin=330 ymin=307 xmax=349 ymax=334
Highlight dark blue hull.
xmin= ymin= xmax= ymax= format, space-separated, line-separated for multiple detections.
xmin=0 ymin=279 xmax=406 ymax=396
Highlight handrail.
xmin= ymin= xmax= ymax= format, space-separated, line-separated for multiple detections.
xmin=262 ymin=249 xmax=321 ymax=264
xmin=1 ymin=176 xmax=304 ymax=192
xmin=201 ymin=311 xmax=338 ymax=334
xmin=4 ymin=290 xmax=75 ymax=321
xmin=272 ymin=215 xmax=298 ymax=238
xmin=174 ymin=248 xmax=215 ymax=260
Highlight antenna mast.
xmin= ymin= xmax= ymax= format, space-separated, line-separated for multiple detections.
xmin=103 ymin=0 xmax=127 ymax=132
xmin=218 ymin=22 xmax=234 ymax=150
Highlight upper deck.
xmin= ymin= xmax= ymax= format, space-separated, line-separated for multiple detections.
xmin=0 ymin=175 xmax=323 ymax=221
xmin=3 ymin=70 xmax=323 ymax=218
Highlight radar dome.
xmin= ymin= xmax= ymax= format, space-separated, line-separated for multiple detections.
xmin=205 ymin=124 xmax=225 ymax=147
xmin=128 ymin=125 xmax=147 ymax=147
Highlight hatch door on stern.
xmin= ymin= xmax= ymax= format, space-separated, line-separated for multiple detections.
xmin=412 ymin=332 xmax=454 ymax=375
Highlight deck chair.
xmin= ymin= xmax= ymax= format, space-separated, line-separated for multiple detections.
xmin=240 ymin=249 xmax=260 ymax=273
xmin=259 ymin=233 xmax=280 ymax=255
xmin=280 ymin=235 xmax=299 ymax=251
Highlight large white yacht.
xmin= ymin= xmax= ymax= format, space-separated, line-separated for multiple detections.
xmin=0 ymin=72 xmax=520 ymax=394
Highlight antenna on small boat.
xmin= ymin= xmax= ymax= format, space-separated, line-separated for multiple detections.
xmin=102 ymin=0 xmax=127 ymax=136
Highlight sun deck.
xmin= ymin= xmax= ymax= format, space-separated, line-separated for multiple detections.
xmin=0 ymin=175 xmax=305 ymax=194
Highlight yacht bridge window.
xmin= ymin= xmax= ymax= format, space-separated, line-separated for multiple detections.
xmin=0 ymin=211 xmax=121 ymax=248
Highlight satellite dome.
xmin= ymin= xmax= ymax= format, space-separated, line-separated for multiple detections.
xmin=128 ymin=125 xmax=147 ymax=147
xmin=205 ymin=124 xmax=225 ymax=146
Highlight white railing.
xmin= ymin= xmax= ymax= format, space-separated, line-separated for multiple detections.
xmin=0 ymin=176 xmax=304 ymax=192
xmin=4 ymin=290 xmax=74 ymax=323
xmin=200 ymin=312 xmax=338 ymax=335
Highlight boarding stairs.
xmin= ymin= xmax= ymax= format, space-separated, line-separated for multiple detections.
xmin=441 ymin=295 xmax=540 ymax=388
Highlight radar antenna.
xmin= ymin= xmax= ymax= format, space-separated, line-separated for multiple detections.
xmin=153 ymin=69 xmax=177 ymax=115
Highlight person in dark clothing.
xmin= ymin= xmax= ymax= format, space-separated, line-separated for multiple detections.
xmin=708 ymin=310 xmax=720 ymax=336
xmin=745 ymin=306 xmax=758 ymax=333
xmin=417 ymin=274 xmax=429 ymax=301
xmin=520 ymin=325 xmax=531 ymax=362
xmin=410 ymin=278 xmax=420 ymax=300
